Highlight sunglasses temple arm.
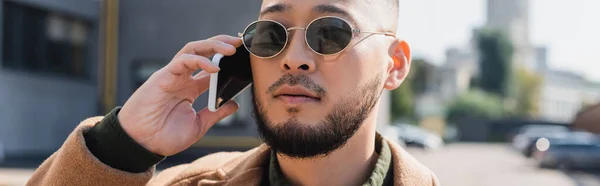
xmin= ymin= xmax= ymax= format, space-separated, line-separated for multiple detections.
xmin=358 ymin=31 xmax=396 ymax=37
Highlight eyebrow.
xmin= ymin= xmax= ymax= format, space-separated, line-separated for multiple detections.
xmin=259 ymin=4 xmax=291 ymax=16
xmin=259 ymin=3 xmax=350 ymax=17
xmin=313 ymin=4 xmax=350 ymax=17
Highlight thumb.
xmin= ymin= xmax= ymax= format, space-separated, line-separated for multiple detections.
xmin=196 ymin=101 xmax=240 ymax=131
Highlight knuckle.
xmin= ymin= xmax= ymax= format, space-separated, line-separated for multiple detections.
xmin=175 ymin=54 xmax=192 ymax=62
xmin=206 ymin=39 xmax=223 ymax=46
xmin=184 ymin=41 xmax=195 ymax=48
xmin=181 ymin=53 xmax=196 ymax=59
xmin=213 ymin=34 xmax=231 ymax=40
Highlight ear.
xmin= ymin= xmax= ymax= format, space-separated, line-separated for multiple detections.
xmin=384 ymin=40 xmax=411 ymax=90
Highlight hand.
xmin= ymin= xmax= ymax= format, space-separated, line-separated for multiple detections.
xmin=117 ymin=35 xmax=242 ymax=156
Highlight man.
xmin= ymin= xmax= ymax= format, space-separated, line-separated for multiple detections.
xmin=28 ymin=0 xmax=439 ymax=185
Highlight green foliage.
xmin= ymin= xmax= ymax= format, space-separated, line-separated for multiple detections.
xmin=446 ymin=89 xmax=504 ymax=122
xmin=391 ymin=80 xmax=414 ymax=121
xmin=476 ymin=29 xmax=514 ymax=97
xmin=513 ymin=68 xmax=543 ymax=118
xmin=390 ymin=59 xmax=430 ymax=121
xmin=410 ymin=59 xmax=428 ymax=94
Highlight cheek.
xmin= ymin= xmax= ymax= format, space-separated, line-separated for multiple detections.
xmin=320 ymin=58 xmax=367 ymax=102
xmin=250 ymin=59 xmax=280 ymax=102
xmin=322 ymin=48 xmax=385 ymax=99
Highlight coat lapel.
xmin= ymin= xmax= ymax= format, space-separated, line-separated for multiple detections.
xmin=385 ymin=138 xmax=438 ymax=186
xmin=221 ymin=145 xmax=271 ymax=186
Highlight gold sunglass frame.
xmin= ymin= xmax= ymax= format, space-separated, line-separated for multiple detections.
xmin=238 ymin=16 xmax=396 ymax=59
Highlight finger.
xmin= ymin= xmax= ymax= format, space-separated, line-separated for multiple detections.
xmin=192 ymin=69 xmax=210 ymax=79
xmin=197 ymin=101 xmax=240 ymax=131
xmin=208 ymin=35 xmax=243 ymax=48
xmin=175 ymin=35 xmax=242 ymax=58
xmin=167 ymin=54 xmax=219 ymax=76
xmin=192 ymin=71 xmax=211 ymax=93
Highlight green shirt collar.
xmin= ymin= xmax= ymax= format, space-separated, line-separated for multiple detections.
xmin=267 ymin=133 xmax=393 ymax=186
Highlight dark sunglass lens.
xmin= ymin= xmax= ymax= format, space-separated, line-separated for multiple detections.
xmin=243 ymin=21 xmax=287 ymax=57
xmin=306 ymin=17 xmax=352 ymax=55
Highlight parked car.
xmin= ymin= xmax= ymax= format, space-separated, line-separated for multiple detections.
xmin=511 ymin=124 xmax=570 ymax=157
xmin=377 ymin=124 xmax=407 ymax=148
xmin=525 ymin=130 xmax=599 ymax=154
xmin=393 ymin=123 xmax=443 ymax=150
xmin=533 ymin=140 xmax=600 ymax=170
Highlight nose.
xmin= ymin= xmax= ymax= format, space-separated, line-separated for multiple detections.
xmin=279 ymin=30 xmax=316 ymax=73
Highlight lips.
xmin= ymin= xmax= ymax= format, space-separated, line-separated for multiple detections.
xmin=273 ymin=86 xmax=321 ymax=104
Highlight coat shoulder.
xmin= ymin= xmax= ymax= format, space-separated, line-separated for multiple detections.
xmin=384 ymin=137 xmax=440 ymax=186
xmin=157 ymin=145 xmax=271 ymax=185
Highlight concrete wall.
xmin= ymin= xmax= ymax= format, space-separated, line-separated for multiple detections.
xmin=0 ymin=0 xmax=100 ymax=156
xmin=0 ymin=70 xmax=97 ymax=155
xmin=116 ymin=0 xmax=263 ymax=137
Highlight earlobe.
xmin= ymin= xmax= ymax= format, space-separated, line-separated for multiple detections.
xmin=384 ymin=40 xmax=411 ymax=90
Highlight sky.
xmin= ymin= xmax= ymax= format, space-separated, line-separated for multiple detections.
xmin=397 ymin=0 xmax=600 ymax=82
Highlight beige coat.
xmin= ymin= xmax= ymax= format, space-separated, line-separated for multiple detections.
xmin=27 ymin=116 xmax=440 ymax=186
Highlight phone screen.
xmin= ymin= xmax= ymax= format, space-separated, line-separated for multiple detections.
xmin=214 ymin=46 xmax=252 ymax=109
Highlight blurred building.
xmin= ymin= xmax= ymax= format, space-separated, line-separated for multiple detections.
xmin=432 ymin=0 xmax=600 ymax=125
xmin=1 ymin=0 xmax=101 ymax=159
xmin=439 ymin=47 xmax=477 ymax=103
xmin=535 ymin=50 xmax=600 ymax=122
xmin=485 ymin=0 xmax=600 ymax=123
xmin=486 ymin=0 xmax=535 ymax=70
xmin=534 ymin=47 xmax=548 ymax=72
xmin=434 ymin=0 xmax=535 ymax=104
xmin=1 ymin=0 xmax=394 ymax=158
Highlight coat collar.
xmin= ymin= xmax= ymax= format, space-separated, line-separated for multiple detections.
xmin=220 ymin=135 xmax=437 ymax=186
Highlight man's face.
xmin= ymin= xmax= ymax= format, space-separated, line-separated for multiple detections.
xmin=250 ymin=0 xmax=397 ymax=158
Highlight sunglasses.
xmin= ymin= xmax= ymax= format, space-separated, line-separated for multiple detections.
xmin=238 ymin=16 xmax=396 ymax=58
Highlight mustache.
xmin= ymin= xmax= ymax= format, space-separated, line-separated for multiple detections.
xmin=266 ymin=74 xmax=326 ymax=97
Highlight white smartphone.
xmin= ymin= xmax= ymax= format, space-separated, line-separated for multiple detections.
xmin=208 ymin=46 xmax=253 ymax=112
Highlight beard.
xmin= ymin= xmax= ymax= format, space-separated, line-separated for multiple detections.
xmin=251 ymin=73 xmax=383 ymax=159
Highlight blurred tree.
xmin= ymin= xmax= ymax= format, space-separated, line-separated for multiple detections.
xmin=513 ymin=68 xmax=543 ymax=118
xmin=410 ymin=59 xmax=429 ymax=94
xmin=446 ymin=89 xmax=504 ymax=122
xmin=390 ymin=58 xmax=431 ymax=121
xmin=391 ymin=79 xmax=414 ymax=121
xmin=475 ymin=29 xmax=514 ymax=98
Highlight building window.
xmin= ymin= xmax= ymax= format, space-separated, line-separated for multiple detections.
xmin=2 ymin=1 xmax=91 ymax=78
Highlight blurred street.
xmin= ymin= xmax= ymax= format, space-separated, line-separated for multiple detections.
xmin=406 ymin=143 xmax=600 ymax=186
xmin=2 ymin=143 xmax=599 ymax=186
xmin=0 ymin=168 xmax=33 ymax=186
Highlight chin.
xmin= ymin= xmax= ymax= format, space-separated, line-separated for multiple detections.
xmin=267 ymin=116 xmax=314 ymax=127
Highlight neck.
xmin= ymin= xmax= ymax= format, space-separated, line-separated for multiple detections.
xmin=276 ymin=109 xmax=380 ymax=186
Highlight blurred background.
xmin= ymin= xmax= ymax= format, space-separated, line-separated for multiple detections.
xmin=0 ymin=0 xmax=598 ymax=185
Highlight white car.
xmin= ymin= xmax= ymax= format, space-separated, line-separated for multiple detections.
xmin=394 ymin=124 xmax=443 ymax=150
xmin=377 ymin=125 xmax=407 ymax=148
